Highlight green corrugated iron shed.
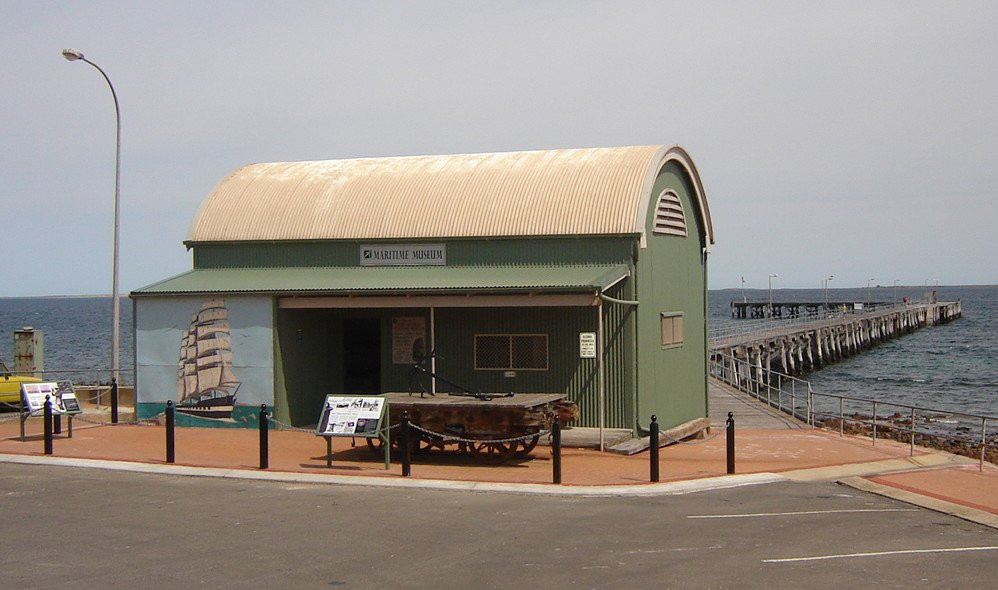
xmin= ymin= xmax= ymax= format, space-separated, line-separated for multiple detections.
xmin=131 ymin=145 xmax=714 ymax=448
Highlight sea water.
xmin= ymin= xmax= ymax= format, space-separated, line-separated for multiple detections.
xmin=709 ymin=284 xmax=997 ymax=418
xmin=1 ymin=286 xmax=995 ymax=416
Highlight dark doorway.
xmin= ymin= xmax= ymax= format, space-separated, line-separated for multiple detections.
xmin=342 ymin=318 xmax=381 ymax=393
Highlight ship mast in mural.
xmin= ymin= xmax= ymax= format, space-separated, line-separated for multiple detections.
xmin=177 ymin=299 xmax=240 ymax=419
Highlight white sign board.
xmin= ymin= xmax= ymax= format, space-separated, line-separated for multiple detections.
xmin=853 ymin=303 xmax=864 ymax=311
xmin=316 ymin=395 xmax=386 ymax=437
xmin=20 ymin=381 xmax=81 ymax=415
xmin=359 ymin=244 xmax=446 ymax=266
xmin=579 ymin=332 xmax=597 ymax=358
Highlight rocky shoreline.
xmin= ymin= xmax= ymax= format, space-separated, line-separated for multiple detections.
xmin=817 ymin=414 xmax=997 ymax=464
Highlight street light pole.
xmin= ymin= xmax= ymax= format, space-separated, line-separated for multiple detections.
xmin=867 ymin=278 xmax=875 ymax=309
xmin=768 ymin=273 xmax=778 ymax=317
xmin=893 ymin=279 xmax=899 ymax=305
xmin=741 ymin=276 xmax=746 ymax=303
xmin=823 ymin=274 xmax=834 ymax=308
xmin=62 ymin=48 xmax=121 ymax=386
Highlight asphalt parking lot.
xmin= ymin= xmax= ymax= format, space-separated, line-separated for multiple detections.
xmin=2 ymin=463 xmax=995 ymax=589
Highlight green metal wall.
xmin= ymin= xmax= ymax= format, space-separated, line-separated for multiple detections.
xmin=433 ymin=307 xmax=606 ymax=425
xmin=633 ymin=160 xmax=708 ymax=432
xmin=273 ymin=302 xmax=641 ymax=429
xmin=194 ymin=236 xmax=635 ymax=269
xmin=600 ymin=280 xmax=638 ymax=430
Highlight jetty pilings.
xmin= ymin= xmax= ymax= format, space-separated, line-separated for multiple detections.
xmin=710 ymin=302 xmax=961 ymax=386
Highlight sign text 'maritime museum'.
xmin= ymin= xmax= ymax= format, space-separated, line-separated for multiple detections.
xmin=359 ymin=244 xmax=447 ymax=266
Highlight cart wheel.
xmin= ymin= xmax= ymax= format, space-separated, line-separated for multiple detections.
xmin=464 ymin=440 xmax=516 ymax=462
xmin=366 ymin=434 xmax=402 ymax=455
xmin=516 ymin=434 xmax=540 ymax=457
xmin=417 ymin=433 xmax=445 ymax=453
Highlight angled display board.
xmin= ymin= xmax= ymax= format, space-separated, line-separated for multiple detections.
xmin=316 ymin=395 xmax=389 ymax=469
xmin=21 ymin=381 xmax=82 ymax=416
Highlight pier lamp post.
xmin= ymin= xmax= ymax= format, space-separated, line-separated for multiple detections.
xmin=867 ymin=278 xmax=875 ymax=309
xmin=823 ymin=275 xmax=834 ymax=307
xmin=61 ymin=48 xmax=121 ymax=387
xmin=893 ymin=279 xmax=899 ymax=305
xmin=741 ymin=276 xmax=746 ymax=303
xmin=768 ymin=273 xmax=778 ymax=317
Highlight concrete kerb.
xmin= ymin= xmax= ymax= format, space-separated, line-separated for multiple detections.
xmin=0 ymin=453 xmax=785 ymax=497
xmin=838 ymin=476 xmax=998 ymax=530
xmin=778 ymin=450 xmax=967 ymax=482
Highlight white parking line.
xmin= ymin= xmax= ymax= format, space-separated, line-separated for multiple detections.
xmin=764 ymin=546 xmax=998 ymax=563
xmin=688 ymin=508 xmax=919 ymax=519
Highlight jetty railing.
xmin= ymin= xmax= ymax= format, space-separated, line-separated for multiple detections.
xmin=708 ymin=301 xmax=916 ymax=342
xmin=11 ymin=367 xmax=133 ymax=385
xmin=0 ymin=367 xmax=134 ymax=410
xmin=708 ymin=353 xmax=996 ymax=471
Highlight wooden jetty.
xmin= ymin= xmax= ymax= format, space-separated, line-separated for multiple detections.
xmin=711 ymin=301 xmax=962 ymax=380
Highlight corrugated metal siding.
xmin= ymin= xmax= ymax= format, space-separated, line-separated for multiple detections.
xmin=601 ymin=280 xmax=636 ymax=429
xmin=433 ymin=307 xmax=603 ymax=423
xmin=428 ymin=300 xmax=634 ymax=429
xmin=186 ymin=146 xmax=665 ymax=243
xmin=193 ymin=237 xmax=635 ymax=269
xmin=634 ymin=160 xmax=709 ymax=430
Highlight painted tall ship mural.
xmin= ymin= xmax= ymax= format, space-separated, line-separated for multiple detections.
xmin=177 ymin=299 xmax=240 ymax=419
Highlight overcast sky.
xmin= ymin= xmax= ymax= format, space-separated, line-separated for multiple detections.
xmin=4 ymin=1 xmax=996 ymax=297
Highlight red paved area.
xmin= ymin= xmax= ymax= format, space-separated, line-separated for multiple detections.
xmin=867 ymin=464 xmax=998 ymax=514
xmin=1 ymin=416 xmax=934 ymax=487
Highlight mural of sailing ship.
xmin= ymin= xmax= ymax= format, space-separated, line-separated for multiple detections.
xmin=177 ymin=299 xmax=240 ymax=419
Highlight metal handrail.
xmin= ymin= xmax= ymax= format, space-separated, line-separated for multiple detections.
xmin=708 ymin=301 xmax=920 ymax=342
xmin=8 ymin=367 xmax=134 ymax=383
xmin=708 ymin=352 xmax=995 ymax=471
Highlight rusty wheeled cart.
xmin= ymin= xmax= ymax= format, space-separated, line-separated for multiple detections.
xmin=366 ymin=392 xmax=578 ymax=461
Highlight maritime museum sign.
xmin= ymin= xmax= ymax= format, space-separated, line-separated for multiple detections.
xmin=359 ymin=243 xmax=446 ymax=266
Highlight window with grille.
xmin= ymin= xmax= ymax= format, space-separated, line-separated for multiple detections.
xmin=660 ymin=312 xmax=684 ymax=347
xmin=653 ymin=190 xmax=688 ymax=237
xmin=474 ymin=334 xmax=549 ymax=370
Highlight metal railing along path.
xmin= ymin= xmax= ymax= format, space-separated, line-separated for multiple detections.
xmin=708 ymin=353 xmax=996 ymax=471
xmin=707 ymin=303 xmax=923 ymax=348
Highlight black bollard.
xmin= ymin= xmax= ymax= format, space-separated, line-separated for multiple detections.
xmin=650 ymin=414 xmax=660 ymax=482
xmin=166 ymin=400 xmax=176 ymax=464
xmin=726 ymin=411 xmax=735 ymax=474
xmin=43 ymin=395 xmax=53 ymax=455
xmin=54 ymin=413 xmax=62 ymax=435
xmin=552 ymin=415 xmax=562 ymax=484
xmin=401 ymin=411 xmax=411 ymax=477
xmin=259 ymin=404 xmax=269 ymax=470
xmin=111 ymin=378 xmax=119 ymax=424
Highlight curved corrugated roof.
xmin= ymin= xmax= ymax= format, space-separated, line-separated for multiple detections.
xmin=186 ymin=145 xmax=713 ymax=246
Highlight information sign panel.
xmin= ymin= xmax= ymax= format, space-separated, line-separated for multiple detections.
xmin=316 ymin=395 xmax=386 ymax=437
xmin=56 ymin=381 xmax=82 ymax=414
xmin=21 ymin=382 xmax=60 ymax=414
xmin=20 ymin=381 xmax=83 ymax=416
xmin=579 ymin=332 xmax=597 ymax=358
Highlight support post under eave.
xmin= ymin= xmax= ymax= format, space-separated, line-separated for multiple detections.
xmin=430 ymin=307 xmax=437 ymax=395
xmin=598 ymin=297 xmax=605 ymax=452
